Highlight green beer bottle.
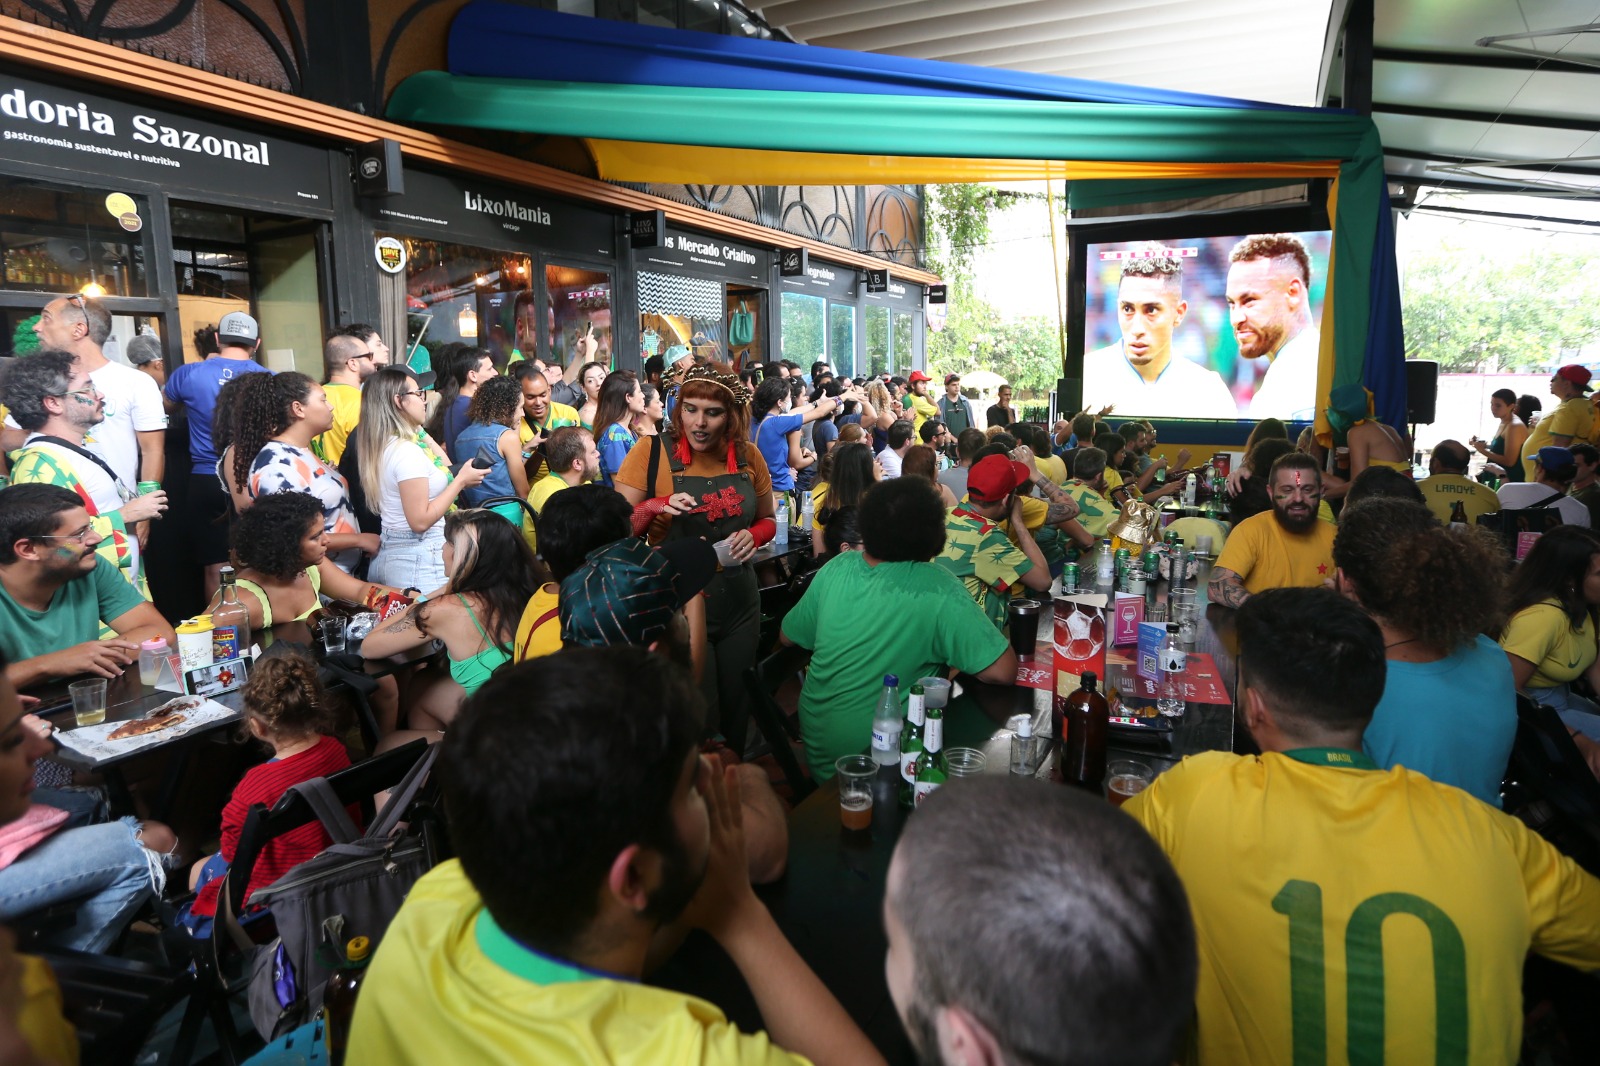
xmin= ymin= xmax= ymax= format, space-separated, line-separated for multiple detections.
xmin=913 ymin=705 xmax=948 ymax=807
xmin=899 ymin=684 xmax=926 ymax=808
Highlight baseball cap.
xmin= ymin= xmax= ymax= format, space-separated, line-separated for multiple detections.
xmin=400 ymin=364 xmax=437 ymax=392
xmin=908 ymin=370 xmax=932 ymax=384
xmin=560 ymin=536 xmax=717 ymax=647
xmin=1537 ymin=446 xmax=1575 ymax=471
xmin=1556 ymin=365 xmax=1594 ymax=393
xmin=217 ymin=311 xmax=259 ymax=344
xmin=944 ymin=373 xmax=961 ymax=385
xmin=966 ymin=454 xmax=1033 ymax=504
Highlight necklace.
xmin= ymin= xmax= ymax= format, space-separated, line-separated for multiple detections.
xmin=1384 ymin=636 xmax=1421 ymax=649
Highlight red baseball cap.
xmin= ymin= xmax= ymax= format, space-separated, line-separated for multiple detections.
xmin=1557 ymin=365 xmax=1594 ymax=393
xmin=907 ymin=370 xmax=932 ymax=383
xmin=966 ymin=454 xmax=1033 ymax=504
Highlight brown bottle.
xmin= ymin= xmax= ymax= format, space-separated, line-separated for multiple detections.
xmin=1059 ymin=671 xmax=1109 ymax=794
xmin=323 ymin=935 xmax=370 ymax=1065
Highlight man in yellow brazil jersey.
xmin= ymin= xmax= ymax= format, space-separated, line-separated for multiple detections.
xmin=1124 ymin=587 xmax=1600 ymax=1066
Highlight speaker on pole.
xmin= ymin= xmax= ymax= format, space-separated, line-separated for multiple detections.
xmin=1404 ymin=360 xmax=1438 ymax=425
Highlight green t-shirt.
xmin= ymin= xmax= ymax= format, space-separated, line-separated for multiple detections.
xmin=0 ymin=556 xmax=146 ymax=664
xmin=781 ymin=552 xmax=1009 ymax=780
xmin=936 ymin=507 xmax=1032 ymax=631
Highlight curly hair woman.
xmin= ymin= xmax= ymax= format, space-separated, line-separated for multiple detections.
xmin=180 ymin=651 xmax=353 ymax=935
xmin=452 ymin=375 xmax=531 ymax=523
xmin=218 ymin=491 xmax=403 ymax=629
xmin=614 ymin=361 xmax=777 ymax=743
xmin=1332 ymin=497 xmax=1514 ymax=804
xmin=362 ymin=508 xmax=542 ymax=744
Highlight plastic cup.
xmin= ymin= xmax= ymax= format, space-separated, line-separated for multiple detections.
xmin=1195 ymin=535 xmax=1213 ymax=555
xmin=945 ymin=747 xmax=987 ymax=778
xmin=916 ymin=677 xmax=952 ymax=709
xmin=319 ymin=616 xmax=347 ymax=656
xmin=834 ymin=755 xmax=876 ymax=831
xmin=69 ymin=678 xmax=108 ymax=727
xmin=1106 ymin=760 xmax=1155 ymax=807
xmin=712 ymin=538 xmax=738 ymax=568
xmin=1170 ymin=589 xmax=1198 ymax=643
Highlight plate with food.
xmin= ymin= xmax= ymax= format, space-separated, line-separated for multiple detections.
xmin=53 ymin=695 xmax=236 ymax=762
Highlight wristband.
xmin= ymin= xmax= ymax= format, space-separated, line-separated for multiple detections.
xmin=631 ymin=497 xmax=670 ymax=537
xmin=749 ymin=517 xmax=776 ymax=548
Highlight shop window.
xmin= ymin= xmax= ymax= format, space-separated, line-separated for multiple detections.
xmin=865 ymin=305 xmax=889 ymax=378
xmin=547 ymin=263 xmax=613 ymax=370
xmin=640 ymin=270 xmax=723 ymax=369
xmin=379 ymin=234 xmax=534 ymax=375
xmin=637 ymin=0 xmax=676 ymax=28
xmin=893 ymin=311 xmax=914 ymax=376
xmin=780 ymin=292 xmax=825 ymax=369
xmin=829 ymin=303 xmax=855 ymax=378
xmin=170 ymin=202 xmax=329 ymax=376
xmin=683 ymin=0 xmax=722 ymax=33
xmin=1 ymin=176 xmax=151 ymax=303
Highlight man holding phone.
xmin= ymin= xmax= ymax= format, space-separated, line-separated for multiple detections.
xmin=513 ymin=363 xmax=581 ymax=482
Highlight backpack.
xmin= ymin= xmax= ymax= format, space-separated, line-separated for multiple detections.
xmin=226 ymin=744 xmax=439 ymax=1040
xmin=1476 ymin=489 xmax=1568 ymax=561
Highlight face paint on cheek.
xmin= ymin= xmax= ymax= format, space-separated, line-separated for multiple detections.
xmin=55 ymin=547 xmax=79 ymax=560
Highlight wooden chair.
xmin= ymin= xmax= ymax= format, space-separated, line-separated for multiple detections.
xmin=170 ymin=739 xmax=437 ymax=1064
xmin=1503 ymin=695 xmax=1600 ymax=875
xmin=742 ymin=643 xmax=816 ymax=803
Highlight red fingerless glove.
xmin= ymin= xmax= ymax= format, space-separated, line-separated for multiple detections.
xmin=630 ymin=497 xmax=671 ymax=537
xmin=748 ymin=517 xmax=776 ymax=548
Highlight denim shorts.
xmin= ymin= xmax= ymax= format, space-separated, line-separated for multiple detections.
xmin=369 ymin=526 xmax=447 ymax=591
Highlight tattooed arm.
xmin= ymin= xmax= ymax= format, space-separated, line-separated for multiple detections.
xmin=360 ymin=598 xmax=437 ymax=659
xmin=1207 ymin=566 xmax=1252 ymax=609
xmin=1028 ymin=469 xmax=1082 ymax=525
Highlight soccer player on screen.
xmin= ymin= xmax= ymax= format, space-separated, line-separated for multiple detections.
xmin=1229 ymin=234 xmax=1319 ymax=421
xmin=1082 ymin=255 xmax=1237 ymax=419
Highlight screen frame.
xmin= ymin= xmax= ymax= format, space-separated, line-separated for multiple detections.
xmin=1065 ymin=198 xmax=1332 ymax=422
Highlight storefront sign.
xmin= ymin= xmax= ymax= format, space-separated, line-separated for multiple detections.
xmin=374 ymin=236 xmax=408 ymax=273
xmin=864 ymin=269 xmax=926 ymax=310
xmin=378 ymin=167 xmax=614 ymax=259
xmin=636 ymin=226 xmax=768 ymax=285
xmin=0 ymin=73 xmax=331 ymax=209
xmin=865 ymin=267 xmax=889 ymax=293
xmin=630 ymin=210 xmax=665 ymax=248
xmin=778 ymin=256 xmax=857 ymax=301
xmin=928 ymin=284 xmax=947 ymax=304
xmin=779 ymin=247 xmax=808 ymax=276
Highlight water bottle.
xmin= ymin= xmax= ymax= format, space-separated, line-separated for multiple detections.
xmin=870 ymin=674 xmax=902 ymax=765
xmin=774 ymin=496 xmax=789 ymax=545
xmin=800 ymin=491 xmax=814 ymax=532
xmin=1095 ymin=539 xmax=1115 ymax=585
xmin=1184 ymin=472 xmax=1198 ymax=507
xmin=1158 ymin=623 xmax=1186 ymax=717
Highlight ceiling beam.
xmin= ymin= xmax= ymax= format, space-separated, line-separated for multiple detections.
xmin=1369 ymin=100 xmax=1600 ymax=132
xmin=1383 ymin=146 xmax=1600 ymax=180
xmin=1371 ymin=45 xmax=1600 ymax=75
xmin=1387 ymin=173 xmax=1598 ymax=199
xmin=1412 ymin=203 xmax=1600 ymax=227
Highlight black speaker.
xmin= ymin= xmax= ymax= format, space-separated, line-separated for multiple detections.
xmin=355 ymin=139 xmax=404 ymax=198
xmin=1405 ymin=360 xmax=1438 ymax=425
xmin=1057 ymin=376 xmax=1082 ymax=417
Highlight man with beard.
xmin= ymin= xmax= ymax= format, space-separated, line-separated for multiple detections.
xmin=1209 ymin=452 xmax=1335 ymax=609
xmin=885 ymin=778 xmax=1196 ymax=1066
xmin=1083 ymin=254 xmax=1236 ymax=419
xmin=1230 ymin=234 xmax=1319 ymax=421
xmin=349 ymin=647 xmax=881 ymax=1066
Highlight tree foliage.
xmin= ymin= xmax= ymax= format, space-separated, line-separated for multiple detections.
xmin=1402 ymin=239 xmax=1600 ymax=371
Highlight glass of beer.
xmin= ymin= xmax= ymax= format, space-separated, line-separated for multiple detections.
xmin=69 ymin=678 xmax=108 ymax=727
xmin=834 ymin=755 xmax=876 ymax=831
xmin=1106 ymin=760 xmax=1155 ymax=807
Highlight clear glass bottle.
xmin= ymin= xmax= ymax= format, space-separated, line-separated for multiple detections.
xmin=210 ymin=566 xmax=252 ymax=663
xmin=870 ymin=674 xmax=902 ymax=765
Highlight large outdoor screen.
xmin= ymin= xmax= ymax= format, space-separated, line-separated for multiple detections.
xmin=1081 ymin=230 xmax=1332 ymax=422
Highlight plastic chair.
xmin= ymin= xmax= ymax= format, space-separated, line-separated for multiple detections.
xmin=1504 ymin=695 xmax=1600 ymax=875
xmin=170 ymin=740 xmax=437 ymax=1064
xmin=742 ymin=644 xmax=815 ymax=803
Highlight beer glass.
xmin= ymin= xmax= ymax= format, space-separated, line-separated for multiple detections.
xmin=69 ymin=678 xmax=108 ymax=727
xmin=1106 ymin=760 xmax=1155 ymax=807
xmin=835 ymin=755 xmax=876 ymax=831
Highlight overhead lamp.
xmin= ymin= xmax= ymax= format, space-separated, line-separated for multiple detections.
xmin=79 ymin=280 xmax=107 ymax=298
xmin=458 ymin=304 xmax=479 ymax=339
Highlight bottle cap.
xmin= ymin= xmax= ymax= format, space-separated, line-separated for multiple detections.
xmin=141 ymin=637 xmax=168 ymax=651
xmin=883 ymin=674 xmax=898 ymax=687
xmin=1167 ymin=623 xmax=1179 ymax=633
xmin=346 ymin=935 xmax=370 ymax=962
xmin=1081 ymin=671 xmax=1098 ymax=688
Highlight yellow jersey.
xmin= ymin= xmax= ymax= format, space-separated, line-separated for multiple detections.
xmin=522 ymin=474 xmax=571 ymax=554
xmin=1062 ymin=481 xmax=1116 ymax=538
xmin=1499 ymin=599 xmax=1597 ymax=690
xmin=1417 ymin=473 xmax=1502 ymax=524
xmin=313 ymin=382 xmax=363 ymax=466
xmin=19 ymin=955 xmax=77 ymax=1066
xmin=349 ymin=861 xmax=810 ymax=1066
xmin=1521 ymin=396 xmax=1594 ymax=479
xmin=1125 ymin=749 xmax=1600 ymax=1066
xmin=1213 ymin=509 xmax=1336 ymax=593
xmin=513 ymin=584 xmax=562 ymax=662
xmin=908 ymin=392 xmax=938 ymax=435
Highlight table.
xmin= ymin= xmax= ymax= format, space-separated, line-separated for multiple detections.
xmin=653 ymin=570 xmax=1240 ymax=1061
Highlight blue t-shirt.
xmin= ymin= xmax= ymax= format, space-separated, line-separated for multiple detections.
xmin=595 ymin=423 xmax=637 ymax=488
xmin=163 ymin=357 xmax=271 ymax=473
xmin=1363 ymin=633 xmax=1517 ymax=807
xmin=755 ymin=411 xmax=804 ymax=492
xmin=442 ymin=395 xmax=474 ymax=463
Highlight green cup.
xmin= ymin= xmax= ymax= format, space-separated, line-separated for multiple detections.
xmin=136 ymin=481 xmax=161 ymax=495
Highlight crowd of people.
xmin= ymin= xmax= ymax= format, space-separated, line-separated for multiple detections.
xmin=2 ymin=292 xmax=1600 ymax=1066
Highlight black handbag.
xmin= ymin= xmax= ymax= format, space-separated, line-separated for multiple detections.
xmin=1476 ymin=489 xmax=1568 ymax=559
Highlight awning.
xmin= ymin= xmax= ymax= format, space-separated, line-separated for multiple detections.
xmin=385 ymin=3 xmax=1405 ymax=433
